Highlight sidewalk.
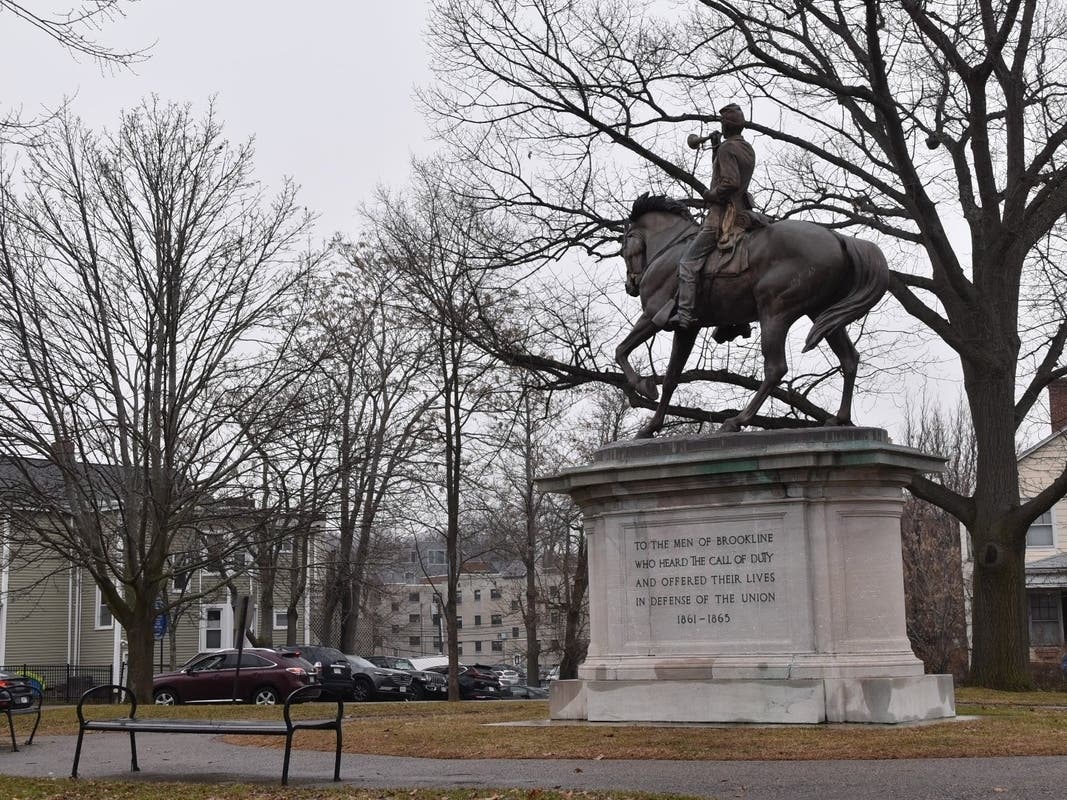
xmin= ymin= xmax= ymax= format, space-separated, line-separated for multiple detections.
xmin=1 ymin=732 xmax=1065 ymax=799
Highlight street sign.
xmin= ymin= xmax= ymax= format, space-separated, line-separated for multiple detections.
xmin=153 ymin=612 xmax=168 ymax=640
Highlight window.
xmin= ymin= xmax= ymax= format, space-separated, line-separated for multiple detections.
xmin=273 ymin=608 xmax=289 ymax=630
xmin=391 ymin=601 xmax=401 ymax=612
xmin=433 ymin=638 xmax=442 ymax=650
xmin=409 ymin=636 xmax=421 ymax=646
xmin=408 ymin=592 xmax=420 ymax=603
xmin=1027 ymin=508 xmax=1055 ymax=547
xmin=510 ymin=600 xmax=519 ymax=611
xmin=432 ymin=613 xmax=440 ymax=626
xmin=490 ymin=588 xmax=502 ymax=600
xmin=474 ymin=589 xmax=481 ymax=601
xmin=474 ymin=615 xmax=482 ymax=626
xmin=512 ymin=626 xmax=520 ymax=639
xmin=409 ymin=613 xmax=420 ymax=623
xmin=404 ymin=572 xmax=415 ymax=582
xmin=278 ymin=535 xmax=293 ymax=554
xmin=203 ymin=606 xmax=224 ymax=649
xmin=410 ymin=551 xmax=418 ymax=563
xmin=550 ymin=612 xmax=560 ymax=624
xmin=491 ymin=614 xmax=502 ymax=626
xmin=95 ymin=588 xmax=113 ymax=629
xmin=456 ymin=616 xmax=463 ymax=629
xmin=474 ymin=641 xmax=482 ymax=653
xmin=491 ymin=640 xmax=503 ymax=652
xmin=1029 ymin=593 xmax=1062 ymax=645
xmin=457 ymin=643 xmax=463 ymax=655
xmin=391 ymin=625 xmax=400 ymax=634
xmin=456 ymin=592 xmax=462 ymax=604
xmin=429 ymin=550 xmax=446 ymax=565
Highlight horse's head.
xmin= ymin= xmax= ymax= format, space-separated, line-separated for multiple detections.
xmin=621 ymin=192 xmax=696 ymax=298
xmin=622 ymin=220 xmax=646 ymax=298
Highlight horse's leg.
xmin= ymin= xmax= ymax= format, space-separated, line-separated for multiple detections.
xmin=822 ymin=327 xmax=858 ymax=426
xmin=721 ymin=317 xmax=789 ymax=432
xmin=636 ymin=327 xmax=699 ymax=439
xmin=615 ymin=313 xmax=661 ymax=401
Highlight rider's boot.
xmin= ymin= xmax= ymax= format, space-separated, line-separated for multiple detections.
xmin=669 ymin=258 xmax=701 ymax=331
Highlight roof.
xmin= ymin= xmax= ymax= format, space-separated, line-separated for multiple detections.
xmin=1025 ymin=551 xmax=1067 ymax=588
xmin=1017 ymin=429 xmax=1067 ymax=462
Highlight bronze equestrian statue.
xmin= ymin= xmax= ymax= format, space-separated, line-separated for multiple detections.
xmin=617 ymin=146 xmax=889 ymax=438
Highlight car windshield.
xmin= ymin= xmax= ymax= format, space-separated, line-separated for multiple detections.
xmin=346 ymin=655 xmax=375 ymax=669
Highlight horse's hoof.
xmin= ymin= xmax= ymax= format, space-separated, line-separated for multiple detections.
xmin=823 ymin=417 xmax=852 ymax=427
xmin=720 ymin=418 xmax=743 ymax=433
xmin=634 ymin=426 xmax=655 ymax=440
xmin=636 ymin=377 xmax=659 ymax=401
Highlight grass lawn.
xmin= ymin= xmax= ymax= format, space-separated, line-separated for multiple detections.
xmin=0 ymin=780 xmax=696 ymax=800
xmin=22 ymin=685 xmax=1065 ymax=762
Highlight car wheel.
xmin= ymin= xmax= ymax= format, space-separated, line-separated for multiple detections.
xmin=252 ymin=686 xmax=279 ymax=705
xmin=153 ymin=688 xmax=180 ymax=705
xmin=351 ymin=676 xmax=374 ymax=702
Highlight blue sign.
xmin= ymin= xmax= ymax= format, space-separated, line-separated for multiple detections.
xmin=153 ymin=613 xmax=168 ymax=640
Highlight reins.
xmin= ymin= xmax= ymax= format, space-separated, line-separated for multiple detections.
xmin=639 ymin=221 xmax=697 ymax=285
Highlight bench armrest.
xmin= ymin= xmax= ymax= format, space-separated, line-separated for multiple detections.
xmin=77 ymin=685 xmax=136 ymax=725
xmin=283 ymin=685 xmax=342 ymax=729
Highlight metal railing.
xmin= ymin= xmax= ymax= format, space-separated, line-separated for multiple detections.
xmin=0 ymin=663 xmax=114 ymax=703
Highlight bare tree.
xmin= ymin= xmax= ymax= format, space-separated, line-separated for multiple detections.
xmin=0 ymin=100 xmax=314 ymax=700
xmin=2 ymin=1 xmax=147 ymax=142
xmin=366 ymin=158 xmax=510 ymax=699
xmin=300 ymin=247 xmax=439 ymax=652
xmin=425 ymin=0 xmax=1067 ymax=688
xmin=901 ymin=398 xmax=975 ymax=676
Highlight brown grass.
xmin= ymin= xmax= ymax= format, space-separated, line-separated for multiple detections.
xmin=25 ymin=686 xmax=1067 ymax=762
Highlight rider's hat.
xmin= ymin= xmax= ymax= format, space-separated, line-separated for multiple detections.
xmin=719 ymin=103 xmax=746 ymax=129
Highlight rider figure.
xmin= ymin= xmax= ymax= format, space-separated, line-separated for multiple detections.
xmin=669 ymin=103 xmax=756 ymax=333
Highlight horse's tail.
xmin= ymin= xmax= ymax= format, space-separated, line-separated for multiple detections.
xmin=802 ymin=234 xmax=889 ymax=352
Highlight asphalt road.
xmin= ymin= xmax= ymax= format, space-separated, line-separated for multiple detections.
xmin=1 ymin=732 xmax=1064 ymax=799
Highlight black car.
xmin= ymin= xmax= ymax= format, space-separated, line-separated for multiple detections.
xmin=506 ymin=683 xmax=548 ymax=699
xmin=365 ymin=655 xmax=448 ymax=700
xmin=426 ymin=663 xmax=503 ymax=700
xmin=291 ymin=644 xmax=354 ymax=701
xmin=345 ymin=655 xmax=414 ymax=701
xmin=0 ymin=670 xmax=39 ymax=711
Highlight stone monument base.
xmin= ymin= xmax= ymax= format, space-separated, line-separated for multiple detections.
xmin=551 ymin=675 xmax=954 ymax=724
xmin=541 ymin=428 xmax=956 ymax=725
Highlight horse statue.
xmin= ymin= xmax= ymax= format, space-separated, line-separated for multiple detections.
xmin=617 ymin=193 xmax=889 ymax=438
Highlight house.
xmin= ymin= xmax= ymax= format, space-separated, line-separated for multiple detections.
xmin=0 ymin=456 xmax=319 ymax=696
xmin=1017 ymin=379 xmax=1067 ymax=661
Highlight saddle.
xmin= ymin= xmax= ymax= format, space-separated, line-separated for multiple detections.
xmin=704 ymin=209 xmax=771 ymax=278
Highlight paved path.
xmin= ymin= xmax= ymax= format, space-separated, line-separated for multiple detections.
xmin=1 ymin=732 xmax=1065 ymax=799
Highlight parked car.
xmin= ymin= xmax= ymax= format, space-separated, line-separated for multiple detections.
xmin=365 ymin=655 xmax=447 ymax=700
xmin=506 ymin=683 xmax=549 ymax=699
xmin=426 ymin=663 xmax=503 ymax=700
xmin=152 ymin=647 xmax=320 ymax=705
xmin=291 ymin=644 xmax=354 ymax=701
xmin=0 ymin=670 xmax=39 ymax=711
xmin=345 ymin=655 xmax=414 ymax=701
xmin=486 ymin=664 xmax=521 ymax=686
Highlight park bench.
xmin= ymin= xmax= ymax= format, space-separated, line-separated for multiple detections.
xmin=72 ymin=684 xmax=342 ymax=785
xmin=0 ymin=682 xmax=42 ymax=752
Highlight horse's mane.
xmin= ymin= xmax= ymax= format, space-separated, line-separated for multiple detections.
xmin=629 ymin=193 xmax=694 ymax=223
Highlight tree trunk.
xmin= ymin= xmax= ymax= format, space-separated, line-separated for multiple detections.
xmin=126 ymin=613 xmax=157 ymax=702
xmin=559 ymin=532 xmax=588 ymax=680
xmin=965 ymin=363 xmax=1030 ymax=688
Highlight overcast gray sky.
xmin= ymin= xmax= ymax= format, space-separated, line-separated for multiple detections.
xmin=2 ymin=1 xmax=434 ymax=238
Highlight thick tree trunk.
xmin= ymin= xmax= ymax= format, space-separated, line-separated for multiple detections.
xmin=126 ymin=613 xmax=158 ymax=703
xmin=559 ymin=533 xmax=588 ymax=680
xmin=965 ymin=363 xmax=1030 ymax=688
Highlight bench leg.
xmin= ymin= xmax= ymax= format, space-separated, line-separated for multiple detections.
xmin=333 ymin=724 xmax=341 ymax=781
xmin=282 ymin=731 xmax=293 ymax=786
xmin=25 ymin=709 xmax=41 ymax=746
xmin=129 ymin=730 xmax=140 ymax=772
xmin=6 ymin=709 xmax=16 ymax=753
xmin=72 ymin=728 xmax=85 ymax=778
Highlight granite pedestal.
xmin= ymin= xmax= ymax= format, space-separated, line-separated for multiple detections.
xmin=540 ymin=428 xmax=955 ymax=724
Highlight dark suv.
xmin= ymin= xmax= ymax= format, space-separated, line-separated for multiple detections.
xmin=291 ymin=644 xmax=354 ymax=701
xmin=152 ymin=648 xmax=320 ymax=705
xmin=426 ymin=663 xmax=503 ymax=700
xmin=366 ymin=655 xmax=447 ymax=700
xmin=345 ymin=654 xmax=414 ymax=701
